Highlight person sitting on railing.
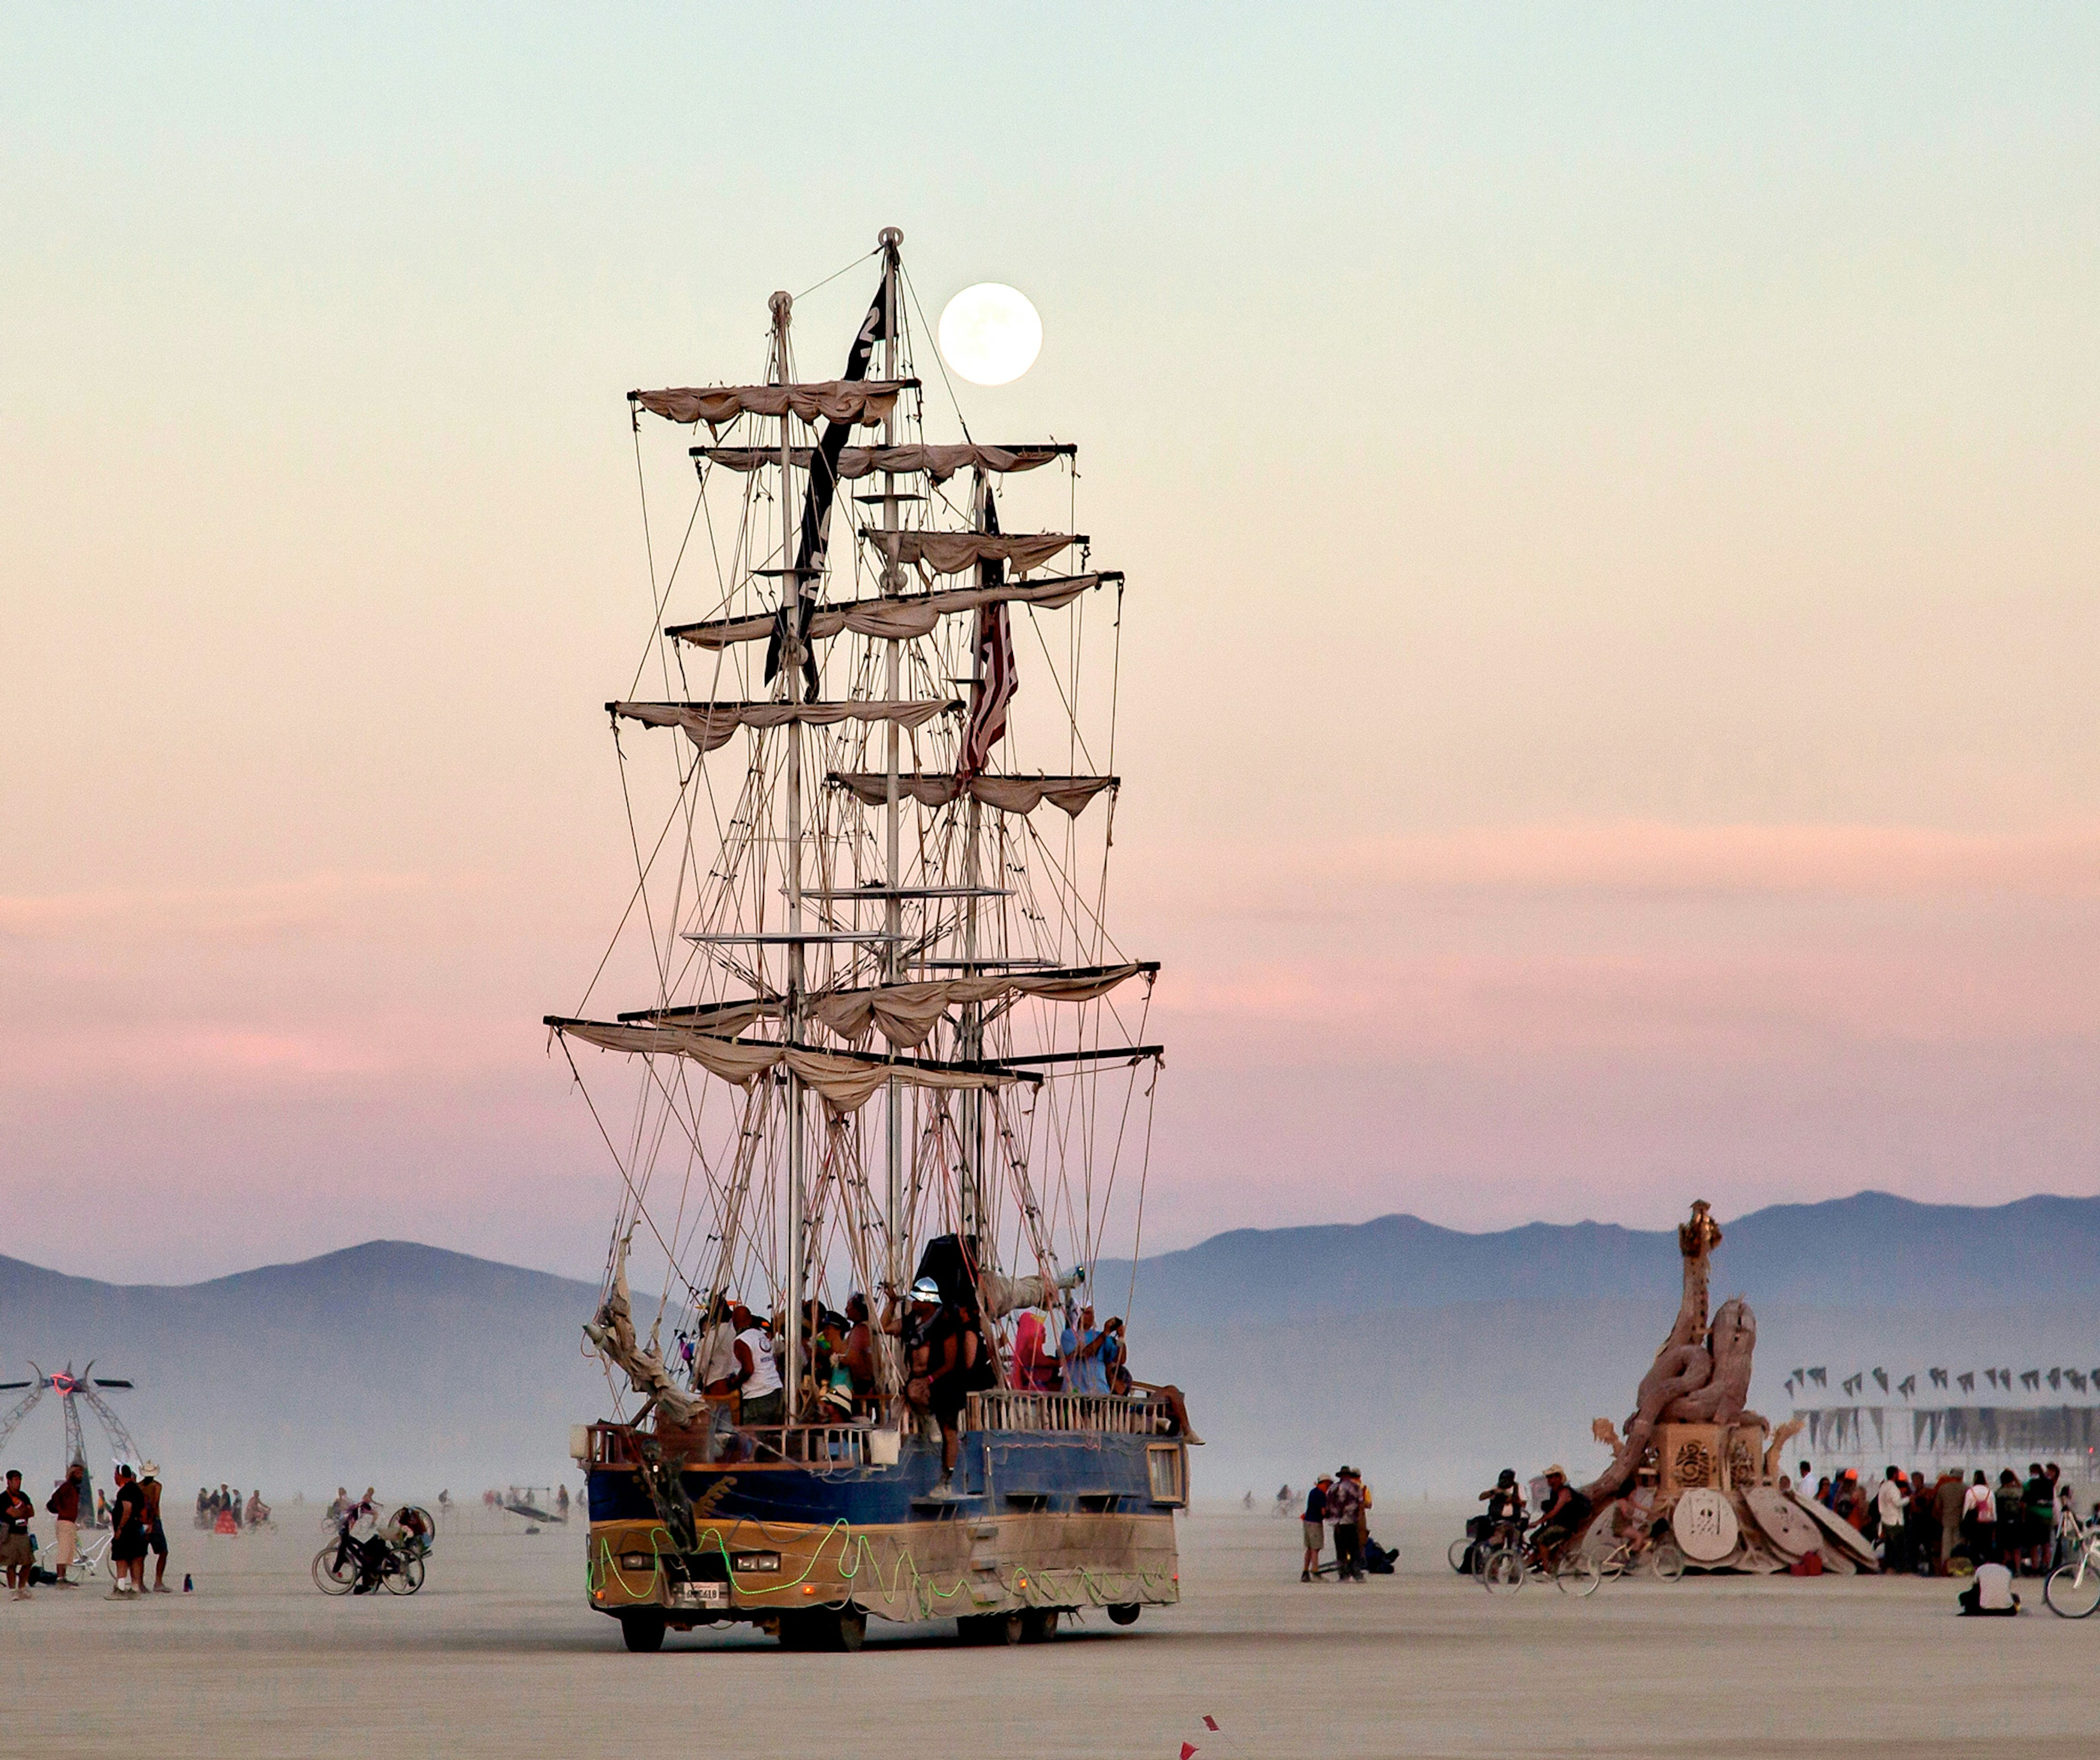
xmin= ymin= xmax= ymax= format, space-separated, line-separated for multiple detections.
xmin=1102 ymin=1318 xmax=1203 ymax=1443
xmin=1060 ymin=1302 xmax=1110 ymax=1396
xmin=1013 ymin=1309 xmax=1061 ymax=1392
xmin=834 ymin=1292 xmax=879 ymax=1412
xmin=692 ymin=1293 xmax=738 ymax=1394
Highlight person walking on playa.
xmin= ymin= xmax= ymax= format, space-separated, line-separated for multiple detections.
xmin=1301 ymin=1475 xmax=1331 ymax=1582
xmin=46 ymin=1462 xmax=85 ymax=1588
xmin=1 ymin=1470 xmax=36 ymax=1600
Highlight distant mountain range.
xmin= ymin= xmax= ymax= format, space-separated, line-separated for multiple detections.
xmin=0 ymin=1242 xmax=609 ymax=1499
xmin=2 ymin=1191 xmax=2093 ymax=1501
xmin=1100 ymin=1191 xmax=2100 ymax=1327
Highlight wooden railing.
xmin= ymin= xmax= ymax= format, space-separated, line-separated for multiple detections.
xmin=967 ymin=1390 xmax=1172 ymax=1436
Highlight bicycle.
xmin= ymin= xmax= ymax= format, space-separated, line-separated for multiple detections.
xmin=1480 ymin=1530 xmax=1603 ymax=1596
xmin=313 ymin=1525 xmax=425 ymax=1597
xmin=2044 ymin=1525 xmax=2100 ymax=1618
xmin=1590 ymin=1527 xmax=1685 ymax=1584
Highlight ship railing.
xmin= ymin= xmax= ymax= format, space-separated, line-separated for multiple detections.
xmin=584 ymin=1418 xmax=873 ymax=1468
xmin=967 ymin=1390 xmax=1174 ymax=1436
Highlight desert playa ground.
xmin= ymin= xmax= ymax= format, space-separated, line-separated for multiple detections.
xmin=6 ymin=1500 xmax=2097 ymax=1759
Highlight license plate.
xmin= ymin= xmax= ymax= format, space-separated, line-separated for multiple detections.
xmin=673 ymin=1581 xmax=728 ymax=1609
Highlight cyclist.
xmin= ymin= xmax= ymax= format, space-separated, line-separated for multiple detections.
xmin=1475 ymin=1468 xmax=1525 ymax=1535
xmin=1531 ymin=1465 xmax=1592 ymax=1570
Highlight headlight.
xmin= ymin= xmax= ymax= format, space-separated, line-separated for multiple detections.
xmin=619 ymin=1552 xmax=655 ymax=1570
xmin=732 ymin=1552 xmax=781 ymax=1572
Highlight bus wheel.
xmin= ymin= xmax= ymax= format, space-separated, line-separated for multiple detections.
xmin=620 ymin=1611 xmax=667 ymax=1653
xmin=1107 ymin=1602 xmax=1140 ymax=1626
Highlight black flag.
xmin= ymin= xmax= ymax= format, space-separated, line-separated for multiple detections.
xmin=765 ymin=266 xmax=893 ymax=695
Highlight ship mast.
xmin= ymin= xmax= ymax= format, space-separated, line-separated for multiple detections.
xmin=878 ymin=229 xmax=906 ymax=1336
xmin=772 ymin=287 xmax=806 ymax=1430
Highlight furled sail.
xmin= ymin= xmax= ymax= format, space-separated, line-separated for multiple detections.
xmin=860 ymin=529 xmax=1080 ymax=577
xmin=629 ymin=380 xmax=914 ymax=430
xmin=697 ymin=443 xmax=1073 ymax=483
xmin=667 ymin=574 xmax=1109 ymax=649
xmin=810 ymin=963 xmax=1153 ymax=1050
xmin=609 ymin=698 xmax=960 ymax=754
xmin=616 ymin=998 xmax=779 ymax=1031
xmin=827 ymin=772 xmax=1118 ymax=817
xmin=547 ymin=1017 xmax=1028 ymax=1115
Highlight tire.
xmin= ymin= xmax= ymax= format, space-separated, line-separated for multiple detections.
xmin=621 ymin=1611 xmax=667 ymax=1653
xmin=1448 ymin=1537 xmax=1473 ymax=1575
xmin=956 ymin=1612 xmax=1024 ymax=1645
xmin=1481 ymin=1547 xmax=1526 ymax=1594
xmin=836 ymin=1607 xmax=867 ymax=1652
xmin=382 ymin=1554 xmax=425 ymax=1596
xmin=1555 ymin=1554 xmax=1602 ymax=1598
xmin=1020 ymin=1608 xmax=1060 ymax=1642
xmin=1649 ymin=1542 xmax=1685 ymax=1583
xmin=1106 ymin=1602 xmax=1141 ymax=1627
xmin=312 ymin=1545 xmax=358 ymax=1596
xmin=2045 ymin=1561 xmax=2100 ymax=1619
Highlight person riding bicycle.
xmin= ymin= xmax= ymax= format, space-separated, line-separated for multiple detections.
xmin=337 ymin=1499 xmax=403 ymax=1595
xmin=1530 ymin=1465 xmax=1592 ymax=1569
xmin=1471 ymin=1468 xmax=1526 ymax=1544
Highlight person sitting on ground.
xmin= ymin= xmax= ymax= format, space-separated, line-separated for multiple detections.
xmin=1300 ymin=1475 xmax=1331 ymax=1582
xmin=1531 ymin=1465 xmax=1592 ymax=1569
xmin=1957 ymin=1558 xmax=2020 ymax=1616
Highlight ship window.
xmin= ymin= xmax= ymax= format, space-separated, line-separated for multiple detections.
xmin=1076 ymin=1494 xmax=1121 ymax=1513
xmin=1146 ymin=1444 xmax=1187 ymax=1507
xmin=1005 ymin=1494 xmax=1050 ymax=1512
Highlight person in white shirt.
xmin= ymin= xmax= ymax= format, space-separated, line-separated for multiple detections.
xmin=1875 ymin=1468 xmax=1908 ymax=1574
xmin=1957 ymin=1559 xmax=2019 ymax=1616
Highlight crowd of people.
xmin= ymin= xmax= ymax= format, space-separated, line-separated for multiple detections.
xmin=1797 ymin=1459 xmax=2083 ymax=1577
xmin=672 ymin=1262 xmax=1196 ymax=1497
xmin=1 ymin=1460 xmax=174 ymax=1599
xmin=194 ymin=1484 xmax=271 ymax=1531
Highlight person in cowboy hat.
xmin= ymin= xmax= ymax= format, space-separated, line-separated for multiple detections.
xmin=139 ymin=1461 xmax=172 ymax=1592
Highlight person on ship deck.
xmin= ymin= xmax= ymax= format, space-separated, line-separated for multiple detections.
xmin=883 ymin=1277 xmax=972 ymax=1495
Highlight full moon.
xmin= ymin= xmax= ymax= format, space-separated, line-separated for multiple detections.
xmin=937 ymin=283 xmax=1043 ymax=387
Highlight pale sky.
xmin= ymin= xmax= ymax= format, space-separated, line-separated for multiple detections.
xmin=5 ymin=5 xmax=2099 ymax=1281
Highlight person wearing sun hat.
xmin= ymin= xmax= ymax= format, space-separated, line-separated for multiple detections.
xmin=139 ymin=1462 xmax=172 ymax=1592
